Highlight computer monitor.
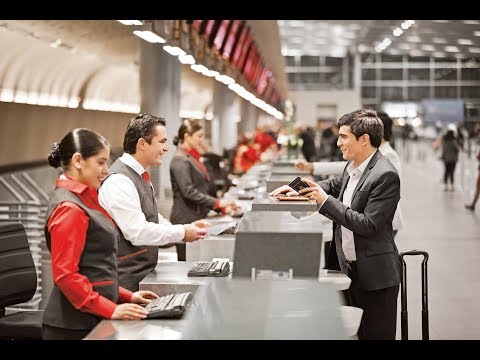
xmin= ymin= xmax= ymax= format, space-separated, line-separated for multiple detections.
xmin=232 ymin=211 xmax=323 ymax=279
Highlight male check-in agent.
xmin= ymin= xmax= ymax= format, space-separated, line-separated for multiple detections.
xmin=270 ymin=109 xmax=401 ymax=340
xmin=99 ymin=114 xmax=208 ymax=292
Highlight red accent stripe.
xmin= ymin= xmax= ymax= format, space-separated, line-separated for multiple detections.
xmin=118 ymin=248 xmax=148 ymax=261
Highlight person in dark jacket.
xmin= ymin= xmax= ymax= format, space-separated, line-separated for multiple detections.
xmin=170 ymin=119 xmax=239 ymax=261
xmin=441 ymin=129 xmax=460 ymax=191
xmin=43 ymin=128 xmax=157 ymax=340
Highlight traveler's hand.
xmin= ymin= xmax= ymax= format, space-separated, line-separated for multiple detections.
xmin=192 ymin=219 xmax=210 ymax=229
xmin=295 ymin=160 xmax=314 ymax=173
xmin=298 ymin=178 xmax=328 ymax=204
xmin=183 ymin=224 xmax=207 ymax=242
xmin=131 ymin=290 xmax=159 ymax=305
xmin=268 ymin=185 xmax=298 ymax=197
xmin=111 ymin=303 xmax=148 ymax=320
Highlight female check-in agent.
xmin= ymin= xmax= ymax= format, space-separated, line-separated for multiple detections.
xmin=43 ymin=128 xmax=158 ymax=340
xmin=169 ymin=119 xmax=239 ymax=261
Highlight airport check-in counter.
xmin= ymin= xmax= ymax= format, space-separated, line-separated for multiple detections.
xmin=186 ymin=231 xmax=236 ymax=262
xmin=85 ymin=218 xmax=355 ymax=340
xmin=251 ymin=193 xmax=319 ymax=212
xmin=85 ymin=277 xmax=349 ymax=340
xmin=186 ymin=200 xmax=250 ymax=262
xmin=232 ymin=210 xmax=324 ymax=279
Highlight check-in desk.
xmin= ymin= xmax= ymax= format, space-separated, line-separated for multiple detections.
xmin=186 ymin=233 xmax=236 ymax=262
xmin=233 ymin=210 xmax=323 ymax=279
xmin=251 ymin=193 xmax=319 ymax=212
xmin=138 ymin=261 xmax=219 ymax=297
xmin=85 ymin=277 xmax=349 ymax=340
xmin=186 ymin=214 xmax=240 ymax=262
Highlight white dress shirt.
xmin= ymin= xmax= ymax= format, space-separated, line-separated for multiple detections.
xmin=98 ymin=153 xmax=185 ymax=246
xmin=341 ymin=151 xmax=375 ymax=262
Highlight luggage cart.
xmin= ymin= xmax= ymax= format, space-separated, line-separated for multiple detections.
xmin=400 ymin=250 xmax=429 ymax=340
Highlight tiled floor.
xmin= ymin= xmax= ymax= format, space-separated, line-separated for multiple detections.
xmin=394 ymin=139 xmax=480 ymax=339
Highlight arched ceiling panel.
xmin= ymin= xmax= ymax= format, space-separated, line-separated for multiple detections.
xmin=83 ymin=66 xmax=139 ymax=111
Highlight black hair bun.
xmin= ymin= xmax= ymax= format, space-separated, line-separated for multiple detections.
xmin=48 ymin=142 xmax=62 ymax=168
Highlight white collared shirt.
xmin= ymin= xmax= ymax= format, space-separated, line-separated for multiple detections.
xmin=341 ymin=151 xmax=376 ymax=262
xmin=98 ymin=153 xmax=185 ymax=247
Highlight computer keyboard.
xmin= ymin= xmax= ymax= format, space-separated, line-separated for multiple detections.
xmin=188 ymin=260 xmax=230 ymax=277
xmin=144 ymin=292 xmax=191 ymax=319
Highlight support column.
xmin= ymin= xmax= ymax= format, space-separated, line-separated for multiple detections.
xmin=213 ymin=81 xmax=238 ymax=154
xmin=140 ymin=41 xmax=181 ymax=199
xmin=239 ymin=98 xmax=258 ymax=136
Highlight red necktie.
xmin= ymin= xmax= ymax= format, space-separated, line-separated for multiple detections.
xmin=142 ymin=171 xmax=150 ymax=184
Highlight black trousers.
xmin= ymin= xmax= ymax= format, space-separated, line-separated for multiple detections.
xmin=42 ymin=324 xmax=91 ymax=340
xmin=347 ymin=262 xmax=399 ymax=340
xmin=444 ymin=161 xmax=457 ymax=185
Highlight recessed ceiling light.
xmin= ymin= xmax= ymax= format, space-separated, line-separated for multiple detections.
xmin=463 ymin=20 xmax=480 ymax=25
xmin=458 ymin=39 xmax=473 ymax=45
xmin=445 ymin=46 xmax=460 ymax=52
xmin=393 ymin=28 xmax=403 ymax=37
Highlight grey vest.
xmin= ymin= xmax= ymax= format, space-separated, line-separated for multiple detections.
xmin=105 ymin=159 xmax=159 ymax=291
xmin=43 ymin=187 xmax=119 ymax=331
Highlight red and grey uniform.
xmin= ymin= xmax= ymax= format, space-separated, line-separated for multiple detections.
xmin=43 ymin=178 xmax=133 ymax=332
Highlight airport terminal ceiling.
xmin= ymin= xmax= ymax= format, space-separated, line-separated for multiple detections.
xmin=277 ymin=20 xmax=480 ymax=58
xmin=1 ymin=19 xmax=479 ymax=124
xmin=0 ymin=20 xmax=289 ymax=112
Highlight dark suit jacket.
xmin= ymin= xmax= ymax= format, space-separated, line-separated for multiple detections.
xmin=169 ymin=148 xmax=218 ymax=224
xmin=319 ymin=150 xmax=401 ymax=291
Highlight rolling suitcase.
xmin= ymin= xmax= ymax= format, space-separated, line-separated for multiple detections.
xmin=400 ymin=250 xmax=429 ymax=340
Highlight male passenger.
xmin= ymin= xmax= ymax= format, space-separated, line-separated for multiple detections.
xmin=271 ymin=109 xmax=401 ymax=340
xmin=99 ymin=113 xmax=207 ymax=291
xmin=295 ymin=111 xmax=404 ymax=237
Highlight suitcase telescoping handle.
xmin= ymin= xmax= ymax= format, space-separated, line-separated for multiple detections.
xmin=400 ymin=250 xmax=429 ymax=340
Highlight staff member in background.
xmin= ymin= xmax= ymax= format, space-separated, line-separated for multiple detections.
xmin=295 ymin=112 xmax=405 ymax=238
xmin=43 ymin=128 xmax=158 ymax=340
xmin=99 ymin=114 xmax=208 ymax=291
xmin=271 ymin=109 xmax=401 ymax=340
xmin=170 ymin=119 xmax=239 ymax=261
